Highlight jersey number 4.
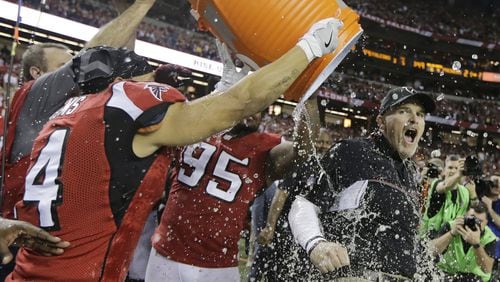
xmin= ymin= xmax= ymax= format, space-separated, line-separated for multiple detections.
xmin=178 ymin=142 xmax=249 ymax=202
xmin=23 ymin=129 xmax=69 ymax=230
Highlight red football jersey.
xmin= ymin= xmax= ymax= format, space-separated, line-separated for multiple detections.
xmin=152 ymin=132 xmax=282 ymax=267
xmin=1 ymin=81 xmax=35 ymax=219
xmin=9 ymin=81 xmax=185 ymax=281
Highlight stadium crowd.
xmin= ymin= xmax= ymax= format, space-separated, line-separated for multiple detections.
xmin=8 ymin=0 xmax=500 ymax=70
xmin=9 ymin=0 xmax=219 ymax=59
xmin=346 ymin=0 xmax=500 ymax=44
xmin=1 ymin=47 xmax=497 ymax=131
xmin=324 ymin=74 xmax=499 ymax=126
xmin=260 ymin=111 xmax=498 ymax=176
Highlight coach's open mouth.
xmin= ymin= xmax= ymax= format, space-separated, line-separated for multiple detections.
xmin=404 ymin=128 xmax=418 ymax=144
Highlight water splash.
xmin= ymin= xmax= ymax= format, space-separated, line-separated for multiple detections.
xmin=451 ymin=61 xmax=461 ymax=71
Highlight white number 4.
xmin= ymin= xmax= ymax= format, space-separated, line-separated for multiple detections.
xmin=23 ymin=129 xmax=68 ymax=230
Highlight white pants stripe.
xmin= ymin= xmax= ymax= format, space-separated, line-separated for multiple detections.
xmin=145 ymin=248 xmax=240 ymax=282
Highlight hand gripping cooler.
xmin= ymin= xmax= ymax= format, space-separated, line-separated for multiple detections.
xmin=189 ymin=0 xmax=363 ymax=102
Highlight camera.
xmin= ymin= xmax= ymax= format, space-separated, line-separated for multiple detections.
xmin=463 ymin=215 xmax=481 ymax=231
xmin=462 ymin=155 xmax=482 ymax=177
xmin=426 ymin=162 xmax=440 ymax=178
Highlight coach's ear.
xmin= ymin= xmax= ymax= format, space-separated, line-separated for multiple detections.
xmin=29 ymin=66 xmax=42 ymax=80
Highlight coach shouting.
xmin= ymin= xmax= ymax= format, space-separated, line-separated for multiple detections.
xmin=288 ymin=87 xmax=436 ymax=281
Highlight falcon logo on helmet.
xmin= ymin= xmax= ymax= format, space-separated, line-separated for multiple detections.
xmin=145 ymin=84 xmax=168 ymax=101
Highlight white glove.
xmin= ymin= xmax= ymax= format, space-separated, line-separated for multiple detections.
xmin=214 ymin=39 xmax=251 ymax=92
xmin=296 ymin=18 xmax=343 ymax=62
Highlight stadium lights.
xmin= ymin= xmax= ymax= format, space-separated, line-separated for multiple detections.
xmin=191 ymin=72 xmax=205 ymax=78
xmin=276 ymin=99 xmax=298 ymax=107
xmin=325 ymin=109 xmax=349 ymax=117
xmin=0 ymin=24 xmax=83 ymax=46
xmin=354 ymin=115 xmax=368 ymax=120
xmin=0 ymin=0 xmax=224 ymax=76
xmin=193 ymin=80 xmax=208 ymax=86
xmin=0 ymin=31 xmax=43 ymax=45
xmin=466 ymin=130 xmax=478 ymax=137
xmin=451 ymin=130 xmax=462 ymax=134
xmin=268 ymin=105 xmax=282 ymax=116
xmin=343 ymin=118 xmax=352 ymax=128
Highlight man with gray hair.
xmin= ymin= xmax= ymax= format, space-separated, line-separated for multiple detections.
xmin=1 ymin=0 xmax=158 ymax=219
xmin=0 ymin=1 xmax=157 ymax=278
xmin=20 ymin=42 xmax=71 ymax=82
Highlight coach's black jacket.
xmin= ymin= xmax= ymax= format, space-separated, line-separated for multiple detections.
xmin=306 ymin=132 xmax=425 ymax=279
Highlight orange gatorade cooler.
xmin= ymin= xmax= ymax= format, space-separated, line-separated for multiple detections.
xmin=189 ymin=0 xmax=363 ymax=101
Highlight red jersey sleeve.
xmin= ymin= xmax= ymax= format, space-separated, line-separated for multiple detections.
xmin=107 ymin=81 xmax=186 ymax=129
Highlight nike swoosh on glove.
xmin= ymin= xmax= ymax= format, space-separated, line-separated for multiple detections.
xmin=296 ymin=18 xmax=343 ymax=62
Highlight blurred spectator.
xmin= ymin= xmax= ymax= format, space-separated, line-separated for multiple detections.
xmin=481 ymin=175 xmax=500 ymax=259
xmin=325 ymin=73 xmax=499 ymax=126
xmin=10 ymin=0 xmax=219 ymax=60
xmin=346 ymin=0 xmax=499 ymax=44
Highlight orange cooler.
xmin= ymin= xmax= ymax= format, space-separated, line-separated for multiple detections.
xmin=189 ymin=0 xmax=363 ymax=101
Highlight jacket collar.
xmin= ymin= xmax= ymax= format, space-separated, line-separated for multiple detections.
xmin=372 ymin=132 xmax=404 ymax=162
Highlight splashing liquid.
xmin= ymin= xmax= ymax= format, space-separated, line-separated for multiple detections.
xmin=280 ymin=99 xmax=443 ymax=280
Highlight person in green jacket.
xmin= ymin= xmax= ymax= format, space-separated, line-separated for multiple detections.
xmin=422 ymin=154 xmax=472 ymax=234
xmin=431 ymin=201 xmax=497 ymax=281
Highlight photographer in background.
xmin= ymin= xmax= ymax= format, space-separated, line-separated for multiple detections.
xmin=430 ymin=201 xmax=496 ymax=281
xmin=422 ymin=155 xmax=471 ymax=234
xmin=420 ymin=150 xmax=444 ymax=209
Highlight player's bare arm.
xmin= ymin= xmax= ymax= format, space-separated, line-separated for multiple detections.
xmin=258 ymin=94 xmax=321 ymax=244
xmin=295 ymin=93 xmax=322 ymax=156
xmin=265 ymin=141 xmax=295 ymax=185
xmin=265 ymin=93 xmax=321 ymax=184
xmin=84 ymin=0 xmax=156 ymax=49
xmin=257 ymin=188 xmax=289 ymax=245
xmin=158 ymin=46 xmax=308 ymax=145
xmin=133 ymin=17 xmax=343 ymax=156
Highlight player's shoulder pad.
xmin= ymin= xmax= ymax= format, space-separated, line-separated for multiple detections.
xmin=121 ymin=81 xmax=186 ymax=107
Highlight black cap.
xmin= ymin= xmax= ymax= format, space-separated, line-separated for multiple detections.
xmin=73 ymin=46 xmax=153 ymax=94
xmin=379 ymin=87 xmax=436 ymax=115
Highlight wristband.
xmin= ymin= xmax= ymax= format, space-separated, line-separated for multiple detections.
xmin=473 ymin=243 xmax=481 ymax=249
xmin=296 ymin=39 xmax=318 ymax=63
xmin=305 ymin=236 xmax=326 ymax=256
